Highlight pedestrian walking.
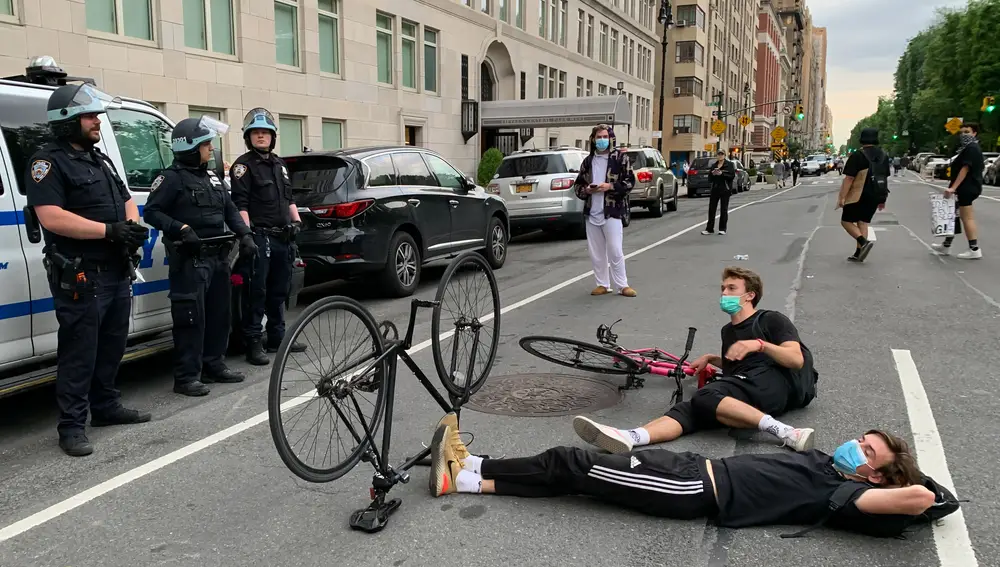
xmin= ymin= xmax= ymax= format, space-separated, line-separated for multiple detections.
xmin=791 ymin=157 xmax=800 ymax=185
xmin=573 ymin=124 xmax=637 ymax=297
xmin=144 ymin=117 xmax=259 ymax=397
xmin=230 ymin=108 xmax=306 ymax=365
xmin=25 ymin=84 xmax=151 ymax=456
xmin=773 ymin=160 xmax=785 ymax=189
xmin=702 ymin=151 xmax=735 ymax=235
xmin=932 ymin=122 xmax=984 ymax=259
xmin=682 ymin=160 xmax=689 ymax=186
xmin=892 ymin=156 xmax=902 ymax=176
xmin=836 ymin=128 xmax=890 ymax=262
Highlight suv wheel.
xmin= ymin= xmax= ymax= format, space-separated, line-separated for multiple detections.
xmin=648 ymin=186 xmax=665 ymax=218
xmin=666 ymin=183 xmax=678 ymax=212
xmin=621 ymin=196 xmax=631 ymax=227
xmin=483 ymin=216 xmax=507 ymax=269
xmin=380 ymin=232 xmax=421 ymax=297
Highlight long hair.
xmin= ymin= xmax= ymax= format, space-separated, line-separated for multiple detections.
xmin=588 ymin=124 xmax=616 ymax=154
xmin=867 ymin=429 xmax=922 ymax=486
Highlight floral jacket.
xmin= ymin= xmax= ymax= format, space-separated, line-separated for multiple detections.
xmin=573 ymin=149 xmax=636 ymax=220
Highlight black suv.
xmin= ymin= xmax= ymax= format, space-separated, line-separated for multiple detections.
xmin=285 ymin=146 xmax=509 ymax=297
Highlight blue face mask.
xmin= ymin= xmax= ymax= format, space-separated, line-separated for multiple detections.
xmin=833 ymin=439 xmax=871 ymax=476
xmin=595 ymin=138 xmax=610 ymax=151
xmin=719 ymin=294 xmax=744 ymax=315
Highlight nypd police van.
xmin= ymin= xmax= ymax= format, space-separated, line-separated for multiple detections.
xmin=0 ymin=57 xmax=303 ymax=397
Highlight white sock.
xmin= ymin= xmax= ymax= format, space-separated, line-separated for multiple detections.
xmin=463 ymin=454 xmax=483 ymax=475
xmin=758 ymin=415 xmax=795 ymax=439
xmin=455 ymin=470 xmax=483 ymax=493
xmin=624 ymin=427 xmax=651 ymax=446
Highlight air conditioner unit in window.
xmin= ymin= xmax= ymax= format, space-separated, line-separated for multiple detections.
xmin=677 ymin=21 xmax=687 ymax=27
xmin=674 ymin=87 xmax=682 ymax=95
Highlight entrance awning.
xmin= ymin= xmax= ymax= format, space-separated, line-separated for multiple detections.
xmin=480 ymin=95 xmax=632 ymax=129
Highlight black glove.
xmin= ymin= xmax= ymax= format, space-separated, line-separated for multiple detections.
xmin=240 ymin=233 xmax=259 ymax=257
xmin=179 ymin=225 xmax=200 ymax=246
xmin=290 ymin=221 xmax=301 ymax=239
xmin=106 ymin=220 xmax=149 ymax=248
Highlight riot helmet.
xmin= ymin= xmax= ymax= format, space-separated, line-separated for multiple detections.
xmin=46 ymin=83 xmax=121 ymax=145
xmin=242 ymin=107 xmax=277 ymax=152
xmin=171 ymin=116 xmax=229 ymax=166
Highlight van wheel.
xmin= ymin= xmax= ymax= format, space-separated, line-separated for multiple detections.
xmin=380 ymin=232 xmax=421 ymax=297
xmin=667 ymin=183 xmax=679 ymax=212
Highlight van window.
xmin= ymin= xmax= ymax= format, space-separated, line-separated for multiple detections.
xmin=106 ymin=108 xmax=173 ymax=190
xmin=0 ymin=92 xmax=53 ymax=195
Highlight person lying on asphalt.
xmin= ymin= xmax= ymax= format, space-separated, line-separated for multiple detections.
xmin=430 ymin=419 xmax=940 ymax=538
xmin=571 ymin=266 xmax=815 ymax=454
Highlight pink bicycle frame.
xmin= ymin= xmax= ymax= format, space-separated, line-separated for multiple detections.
xmin=621 ymin=347 xmax=719 ymax=388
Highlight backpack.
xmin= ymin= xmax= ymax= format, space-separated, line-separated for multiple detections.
xmin=861 ymin=147 xmax=890 ymax=202
xmin=751 ymin=310 xmax=819 ymax=408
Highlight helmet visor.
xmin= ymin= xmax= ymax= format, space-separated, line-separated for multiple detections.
xmin=48 ymin=84 xmax=122 ymax=122
xmin=198 ymin=115 xmax=230 ymax=138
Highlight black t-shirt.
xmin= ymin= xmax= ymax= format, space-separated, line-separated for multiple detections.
xmin=843 ymin=147 xmax=889 ymax=203
xmin=720 ymin=310 xmax=800 ymax=377
xmin=950 ymin=142 xmax=984 ymax=194
xmin=714 ymin=450 xmax=916 ymax=536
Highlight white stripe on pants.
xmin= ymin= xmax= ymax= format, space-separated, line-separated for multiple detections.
xmin=586 ymin=219 xmax=628 ymax=291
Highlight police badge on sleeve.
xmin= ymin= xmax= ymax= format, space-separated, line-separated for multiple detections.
xmin=233 ymin=164 xmax=247 ymax=179
xmin=31 ymin=160 xmax=52 ymax=183
xmin=150 ymin=174 xmax=165 ymax=191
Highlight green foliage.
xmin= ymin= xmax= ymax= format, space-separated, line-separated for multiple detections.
xmin=477 ymin=148 xmax=504 ymax=186
xmin=847 ymin=0 xmax=1000 ymax=155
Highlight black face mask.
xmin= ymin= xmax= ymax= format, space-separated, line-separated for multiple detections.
xmin=175 ymin=151 xmax=204 ymax=168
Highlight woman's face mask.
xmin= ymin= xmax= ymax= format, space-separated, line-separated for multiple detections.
xmin=960 ymin=132 xmax=977 ymax=145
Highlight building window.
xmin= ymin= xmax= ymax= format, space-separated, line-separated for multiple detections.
xmin=86 ymin=0 xmax=152 ymax=40
xmin=676 ymin=4 xmax=706 ymax=30
xmin=183 ymin=0 xmax=234 ymax=54
xmin=621 ymin=34 xmax=628 ymax=73
xmin=1 ymin=0 xmax=13 ymax=16
xmin=322 ymin=120 xmax=343 ymax=150
xmin=577 ymin=10 xmax=584 ymax=54
xmin=586 ymin=15 xmax=594 ymax=58
xmin=188 ymin=107 xmax=224 ymax=154
xmin=576 ymin=76 xmax=583 ymax=97
xmin=675 ymin=41 xmax=704 ymax=65
xmin=424 ymin=29 xmax=438 ymax=92
xmin=274 ymin=0 xmax=299 ymax=66
xmin=549 ymin=136 xmax=558 ymax=147
xmin=610 ymin=29 xmax=618 ymax=68
xmin=401 ymin=20 xmax=417 ymax=89
xmin=499 ymin=0 xmax=508 ymax=22
xmin=674 ymin=77 xmax=703 ymax=98
xmin=672 ymin=114 xmax=699 ymax=134
xmin=628 ymin=39 xmax=635 ymax=76
xmin=558 ymin=71 xmax=566 ymax=98
xmin=376 ymin=13 xmax=393 ymax=84
xmin=558 ymin=0 xmax=567 ymax=46
xmin=599 ymin=23 xmax=608 ymax=64
xmin=537 ymin=64 xmax=546 ymax=99
xmin=598 ymin=83 xmax=607 ymax=96
xmin=548 ymin=67 xmax=556 ymax=98
xmin=515 ymin=0 xmax=524 ymax=28
xmin=278 ymin=116 xmax=303 ymax=156
xmin=585 ymin=79 xmax=593 ymax=96
xmin=520 ymin=71 xmax=526 ymax=99
xmin=404 ymin=125 xmax=422 ymax=146
xmin=538 ymin=0 xmax=546 ymax=37
xmin=318 ymin=0 xmax=341 ymax=74
xmin=461 ymin=54 xmax=469 ymax=98
xmin=480 ymin=0 xmax=490 ymax=14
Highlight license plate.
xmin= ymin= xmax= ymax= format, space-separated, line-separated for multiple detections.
xmin=516 ymin=184 xmax=533 ymax=193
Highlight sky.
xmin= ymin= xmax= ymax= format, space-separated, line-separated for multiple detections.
xmin=809 ymin=0 xmax=967 ymax=146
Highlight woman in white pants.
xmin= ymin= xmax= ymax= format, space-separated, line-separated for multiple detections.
xmin=573 ymin=125 xmax=637 ymax=297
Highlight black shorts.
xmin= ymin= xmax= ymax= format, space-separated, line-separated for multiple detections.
xmin=665 ymin=371 xmax=791 ymax=435
xmin=841 ymin=200 xmax=879 ymax=223
xmin=957 ymin=190 xmax=980 ymax=207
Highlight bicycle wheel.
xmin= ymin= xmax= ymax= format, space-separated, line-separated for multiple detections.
xmin=520 ymin=336 xmax=641 ymax=375
xmin=431 ymin=251 xmax=501 ymax=398
xmin=268 ymin=296 xmax=388 ymax=483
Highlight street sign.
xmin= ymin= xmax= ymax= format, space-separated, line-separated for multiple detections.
xmin=739 ymin=115 xmax=752 ymax=128
xmin=902 ymin=130 xmax=909 ymax=136
xmin=770 ymin=142 xmax=787 ymax=151
xmin=945 ymin=117 xmax=963 ymax=135
xmin=770 ymin=126 xmax=787 ymax=141
xmin=707 ymin=101 xmax=720 ymax=107
xmin=652 ymin=130 xmax=662 ymax=139
xmin=704 ymin=143 xmax=715 ymax=151
xmin=711 ymin=120 xmax=727 ymax=135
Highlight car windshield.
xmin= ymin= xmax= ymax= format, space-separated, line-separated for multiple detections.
xmin=495 ymin=154 xmax=572 ymax=178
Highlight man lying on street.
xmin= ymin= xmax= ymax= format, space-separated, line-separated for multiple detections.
xmin=571 ymin=266 xmax=815 ymax=455
xmin=430 ymin=419 xmax=937 ymax=538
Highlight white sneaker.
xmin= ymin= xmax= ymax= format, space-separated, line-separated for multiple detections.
xmin=782 ymin=428 xmax=815 ymax=452
xmin=718 ymin=231 xmax=727 ymax=235
xmin=957 ymin=248 xmax=982 ymax=259
xmin=701 ymin=230 xmax=714 ymax=235
xmin=572 ymin=416 xmax=634 ymax=454
xmin=930 ymin=242 xmax=951 ymax=256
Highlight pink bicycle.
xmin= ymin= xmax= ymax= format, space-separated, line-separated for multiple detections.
xmin=520 ymin=320 xmax=720 ymax=404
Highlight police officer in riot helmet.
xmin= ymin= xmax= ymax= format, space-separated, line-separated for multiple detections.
xmin=144 ymin=117 xmax=258 ymax=397
xmin=25 ymin=83 xmax=152 ymax=457
xmin=230 ymin=108 xmax=305 ymax=366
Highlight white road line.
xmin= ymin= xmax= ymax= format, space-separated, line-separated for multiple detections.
xmin=906 ymin=175 xmax=1000 ymax=203
xmin=0 ymin=185 xmax=807 ymax=544
xmin=891 ymin=349 xmax=979 ymax=567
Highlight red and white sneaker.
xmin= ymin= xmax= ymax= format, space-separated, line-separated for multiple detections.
xmin=573 ymin=416 xmax=634 ymax=454
xmin=782 ymin=428 xmax=815 ymax=452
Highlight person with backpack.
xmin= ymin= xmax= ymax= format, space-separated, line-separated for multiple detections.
xmin=836 ymin=128 xmax=890 ymax=262
xmin=430 ymin=420 xmax=960 ymax=540
xmin=570 ymin=267 xmax=817 ymax=455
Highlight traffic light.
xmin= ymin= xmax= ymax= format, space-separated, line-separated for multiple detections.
xmin=982 ymin=96 xmax=995 ymax=113
xmin=893 ymin=134 xmax=898 ymax=140
xmin=794 ymin=104 xmax=805 ymax=121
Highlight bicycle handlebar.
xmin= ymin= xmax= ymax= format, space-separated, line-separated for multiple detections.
xmin=684 ymin=327 xmax=696 ymax=353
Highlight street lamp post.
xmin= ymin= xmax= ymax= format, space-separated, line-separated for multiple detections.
xmin=655 ymin=0 xmax=673 ymax=156
xmin=741 ymin=82 xmax=750 ymax=167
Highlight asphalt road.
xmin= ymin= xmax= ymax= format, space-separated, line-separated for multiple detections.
xmin=1 ymin=172 xmax=997 ymax=567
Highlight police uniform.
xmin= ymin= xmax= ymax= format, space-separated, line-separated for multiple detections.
xmin=230 ymin=108 xmax=305 ymax=365
xmin=143 ymin=117 xmax=255 ymax=397
xmin=25 ymin=84 xmax=151 ymax=457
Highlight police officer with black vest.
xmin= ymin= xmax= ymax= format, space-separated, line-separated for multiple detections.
xmin=144 ymin=117 xmax=258 ymax=397
xmin=25 ymin=84 xmax=152 ymax=457
xmin=230 ymin=108 xmax=305 ymax=365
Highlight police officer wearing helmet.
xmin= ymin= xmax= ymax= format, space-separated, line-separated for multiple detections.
xmin=144 ymin=117 xmax=259 ymax=397
xmin=25 ymin=83 xmax=152 ymax=457
xmin=230 ymin=108 xmax=305 ymax=365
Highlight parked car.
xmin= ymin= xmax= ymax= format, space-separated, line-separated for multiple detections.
xmin=923 ymin=155 xmax=950 ymax=179
xmin=489 ymin=147 xmax=588 ymax=236
xmin=287 ymin=146 xmax=509 ymax=297
xmin=985 ymin=158 xmax=1000 ymax=185
xmin=623 ymin=146 xmax=679 ymax=218
xmin=685 ymin=157 xmax=749 ymax=197
xmin=801 ymin=157 xmax=826 ymax=176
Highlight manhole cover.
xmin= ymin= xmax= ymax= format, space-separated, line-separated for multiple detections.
xmin=464 ymin=373 xmax=622 ymax=417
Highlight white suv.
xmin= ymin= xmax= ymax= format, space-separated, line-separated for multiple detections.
xmin=488 ymin=148 xmax=589 ymax=238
